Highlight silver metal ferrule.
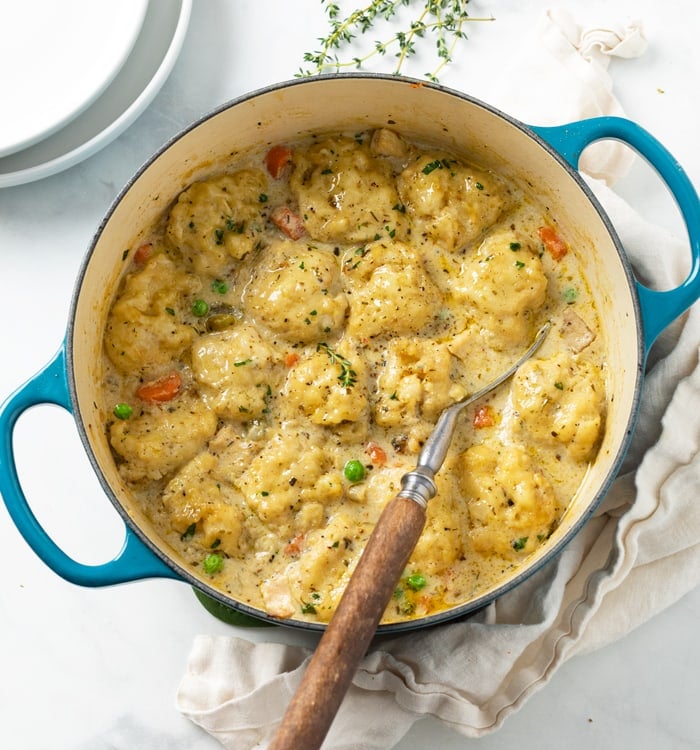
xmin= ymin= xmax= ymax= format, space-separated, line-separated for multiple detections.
xmin=397 ymin=468 xmax=437 ymax=510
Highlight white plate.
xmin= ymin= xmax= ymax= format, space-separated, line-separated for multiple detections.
xmin=0 ymin=0 xmax=192 ymax=188
xmin=0 ymin=0 xmax=149 ymax=157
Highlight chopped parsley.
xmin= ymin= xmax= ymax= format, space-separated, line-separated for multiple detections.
xmin=181 ymin=522 xmax=196 ymax=541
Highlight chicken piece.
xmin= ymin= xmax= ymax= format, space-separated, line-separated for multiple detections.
xmin=561 ymin=307 xmax=596 ymax=353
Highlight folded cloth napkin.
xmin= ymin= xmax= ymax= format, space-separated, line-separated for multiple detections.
xmin=485 ymin=7 xmax=648 ymax=184
xmin=177 ymin=10 xmax=700 ymax=749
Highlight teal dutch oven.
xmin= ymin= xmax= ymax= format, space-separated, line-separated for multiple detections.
xmin=1 ymin=75 xmax=698 ymax=633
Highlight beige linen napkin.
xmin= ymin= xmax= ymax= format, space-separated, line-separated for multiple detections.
xmin=177 ymin=10 xmax=700 ymax=749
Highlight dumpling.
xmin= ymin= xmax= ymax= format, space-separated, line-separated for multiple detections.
xmin=109 ymin=396 xmax=218 ymax=481
xmin=343 ymin=239 xmax=441 ymax=338
xmin=167 ymin=170 xmax=269 ymax=276
xmin=191 ymin=323 xmax=280 ymax=421
xmin=282 ymin=342 xmax=369 ymax=425
xmin=289 ymin=135 xmax=406 ymax=244
xmin=510 ymin=351 xmax=606 ymax=461
xmin=236 ymin=429 xmax=344 ymax=527
xmin=460 ymin=443 xmax=561 ymax=556
xmin=373 ymin=338 xmax=465 ymax=436
xmin=243 ymin=239 xmax=348 ymax=343
xmin=162 ymin=452 xmax=252 ymax=557
xmin=397 ymin=153 xmax=507 ymax=251
xmin=449 ymin=228 xmax=548 ymax=350
xmin=104 ymin=253 xmax=199 ymax=375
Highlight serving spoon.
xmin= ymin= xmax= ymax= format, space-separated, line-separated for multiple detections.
xmin=269 ymin=322 xmax=551 ymax=750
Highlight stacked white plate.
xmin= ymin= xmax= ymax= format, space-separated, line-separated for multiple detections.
xmin=0 ymin=0 xmax=191 ymax=188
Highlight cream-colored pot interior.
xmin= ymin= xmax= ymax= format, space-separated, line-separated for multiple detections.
xmin=68 ymin=76 xmax=642 ymax=630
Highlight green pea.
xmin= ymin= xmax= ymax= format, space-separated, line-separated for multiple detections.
xmin=563 ymin=287 xmax=578 ymax=304
xmin=406 ymin=573 xmax=427 ymax=591
xmin=192 ymin=299 xmax=210 ymax=317
xmin=343 ymin=459 xmax=365 ymax=483
xmin=202 ymin=552 xmax=224 ymax=575
xmin=113 ymin=403 xmax=133 ymax=420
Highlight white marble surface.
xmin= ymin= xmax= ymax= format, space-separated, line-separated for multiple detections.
xmin=1 ymin=1 xmax=698 ymax=748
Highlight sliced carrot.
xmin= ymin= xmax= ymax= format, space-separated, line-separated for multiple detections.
xmin=133 ymin=243 xmax=153 ymax=265
xmin=270 ymin=206 xmax=305 ymax=240
xmin=284 ymin=352 xmax=300 ymax=368
xmin=265 ymin=145 xmax=293 ymax=178
xmin=538 ymin=225 xmax=568 ymax=261
xmin=136 ymin=372 xmax=182 ymax=403
xmin=365 ymin=441 xmax=387 ymax=467
xmin=473 ymin=404 xmax=495 ymax=429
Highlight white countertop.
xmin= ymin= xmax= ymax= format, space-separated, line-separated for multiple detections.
xmin=1 ymin=1 xmax=698 ymax=748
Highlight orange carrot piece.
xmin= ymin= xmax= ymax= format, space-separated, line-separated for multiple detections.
xmin=473 ymin=405 xmax=495 ymax=429
xmin=284 ymin=352 xmax=300 ymax=368
xmin=284 ymin=533 xmax=305 ymax=556
xmin=136 ymin=372 xmax=182 ymax=403
xmin=133 ymin=243 xmax=153 ymax=265
xmin=365 ymin=441 xmax=387 ymax=467
xmin=265 ymin=145 xmax=293 ymax=178
xmin=271 ymin=206 xmax=305 ymax=240
xmin=538 ymin=225 xmax=568 ymax=261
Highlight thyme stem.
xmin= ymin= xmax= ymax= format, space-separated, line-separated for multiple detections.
xmin=298 ymin=0 xmax=494 ymax=82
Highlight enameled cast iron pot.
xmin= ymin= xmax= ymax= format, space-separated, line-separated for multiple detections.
xmin=1 ymin=75 xmax=699 ymax=634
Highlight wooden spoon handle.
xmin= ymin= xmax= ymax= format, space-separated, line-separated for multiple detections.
xmin=268 ymin=494 xmax=427 ymax=750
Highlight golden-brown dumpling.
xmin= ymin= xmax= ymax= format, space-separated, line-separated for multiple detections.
xmin=397 ymin=153 xmax=507 ymax=250
xmin=343 ymin=239 xmax=441 ymax=338
xmin=109 ymin=396 xmax=217 ymax=482
xmin=460 ymin=443 xmax=560 ymax=556
xmin=167 ymin=170 xmax=268 ymax=276
xmin=104 ymin=253 xmax=199 ymax=375
xmin=450 ymin=228 xmax=548 ymax=350
xmin=243 ymin=240 xmax=348 ymax=343
xmin=289 ymin=136 xmax=406 ymax=244
xmin=191 ymin=324 xmax=279 ymax=421
xmin=510 ymin=351 xmax=606 ymax=462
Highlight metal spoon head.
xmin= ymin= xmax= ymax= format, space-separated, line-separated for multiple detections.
xmin=409 ymin=321 xmax=551 ymax=486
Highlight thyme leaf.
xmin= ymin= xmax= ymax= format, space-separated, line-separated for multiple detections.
xmin=317 ymin=342 xmax=358 ymax=389
xmin=298 ymin=0 xmax=494 ymax=82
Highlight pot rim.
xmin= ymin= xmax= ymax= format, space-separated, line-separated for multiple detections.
xmin=65 ymin=73 xmax=645 ymax=633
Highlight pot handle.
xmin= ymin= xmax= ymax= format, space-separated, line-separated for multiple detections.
xmin=532 ymin=117 xmax=700 ymax=350
xmin=0 ymin=345 xmax=180 ymax=587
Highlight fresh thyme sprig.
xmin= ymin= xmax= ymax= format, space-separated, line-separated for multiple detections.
xmin=298 ymin=0 xmax=494 ymax=82
xmin=317 ymin=342 xmax=358 ymax=389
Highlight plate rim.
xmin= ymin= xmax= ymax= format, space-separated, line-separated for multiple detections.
xmin=0 ymin=0 xmax=192 ymax=189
